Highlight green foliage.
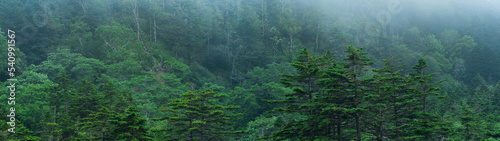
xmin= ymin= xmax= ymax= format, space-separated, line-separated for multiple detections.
xmin=77 ymin=107 xmax=113 ymax=140
xmin=163 ymin=55 xmax=192 ymax=81
xmin=268 ymin=46 xmax=454 ymax=140
xmin=225 ymin=87 xmax=260 ymax=128
xmin=0 ymin=1 xmax=498 ymax=140
xmin=34 ymin=48 xmax=105 ymax=82
xmin=245 ymin=62 xmax=296 ymax=86
xmin=73 ymin=79 xmax=100 ymax=119
xmin=158 ymin=89 xmax=245 ymax=141
xmin=106 ymin=57 xmax=144 ymax=81
xmin=109 ymin=106 xmax=153 ymax=141
xmin=241 ymin=116 xmax=281 ymax=141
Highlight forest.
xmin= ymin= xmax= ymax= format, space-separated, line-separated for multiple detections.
xmin=0 ymin=0 xmax=500 ymax=140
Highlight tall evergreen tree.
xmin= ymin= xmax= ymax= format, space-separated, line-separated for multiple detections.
xmin=78 ymin=107 xmax=114 ymax=140
xmin=343 ymin=45 xmax=374 ymax=141
xmin=275 ymin=48 xmax=326 ymax=113
xmin=405 ymin=58 xmax=450 ymax=140
xmin=73 ymin=78 xmax=101 ymax=119
xmin=53 ymin=69 xmax=78 ymax=140
xmin=268 ymin=48 xmax=331 ymax=140
xmin=368 ymin=56 xmax=406 ymax=141
xmin=109 ymin=106 xmax=153 ymax=141
xmin=158 ymin=89 xmax=245 ymax=141
xmin=313 ymin=60 xmax=350 ymax=140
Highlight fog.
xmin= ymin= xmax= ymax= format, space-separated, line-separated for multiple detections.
xmin=2 ymin=0 xmax=500 ymax=140
xmin=313 ymin=0 xmax=500 ymax=44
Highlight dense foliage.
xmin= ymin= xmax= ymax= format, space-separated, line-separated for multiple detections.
xmin=1 ymin=0 xmax=499 ymax=140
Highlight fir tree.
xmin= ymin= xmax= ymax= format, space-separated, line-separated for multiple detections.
xmin=109 ymin=106 xmax=153 ymax=141
xmin=78 ymin=107 xmax=114 ymax=140
xmin=343 ymin=45 xmax=374 ymax=141
xmin=268 ymin=48 xmax=331 ymax=140
xmin=73 ymin=78 xmax=101 ymax=119
xmin=405 ymin=58 xmax=449 ymax=140
xmin=158 ymin=89 xmax=245 ymax=141
xmin=368 ymin=56 xmax=406 ymax=141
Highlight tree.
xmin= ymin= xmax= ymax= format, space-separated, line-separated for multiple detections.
xmin=278 ymin=4 xmax=302 ymax=61
xmin=268 ymin=48 xmax=330 ymax=140
xmin=224 ymin=86 xmax=261 ymax=130
xmin=73 ymin=79 xmax=101 ymax=119
xmin=158 ymin=89 xmax=245 ymax=141
xmin=313 ymin=60 xmax=350 ymax=140
xmin=78 ymin=107 xmax=114 ymax=140
xmin=52 ymin=69 xmax=79 ymax=140
xmin=273 ymin=48 xmax=326 ymax=113
xmin=108 ymin=106 xmax=153 ymax=141
xmin=368 ymin=56 xmax=407 ymax=140
xmin=405 ymin=58 xmax=450 ymax=140
xmin=343 ymin=45 xmax=374 ymax=141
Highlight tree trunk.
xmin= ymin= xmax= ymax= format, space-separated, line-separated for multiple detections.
xmin=75 ymin=0 xmax=86 ymax=14
xmin=162 ymin=0 xmax=165 ymax=11
xmin=356 ymin=114 xmax=361 ymax=141
xmin=207 ymin=34 xmax=210 ymax=55
xmin=316 ymin=32 xmax=319 ymax=51
xmin=379 ymin=108 xmax=383 ymax=141
xmin=154 ymin=14 xmax=157 ymax=43
xmin=289 ymin=35 xmax=293 ymax=60
xmin=260 ymin=115 xmax=264 ymax=138
xmin=132 ymin=0 xmax=140 ymax=40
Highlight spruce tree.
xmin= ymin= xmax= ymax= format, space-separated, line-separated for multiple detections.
xmin=53 ymin=69 xmax=77 ymax=140
xmin=314 ymin=60 xmax=350 ymax=140
xmin=268 ymin=48 xmax=331 ymax=140
xmin=78 ymin=107 xmax=114 ymax=140
xmin=343 ymin=45 xmax=374 ymax=141
xmin=72 ymin=79 xmax=102 ymax=140
xmin=158 ymin=89 xmax=245 ymax=141
xmin=405 ymin=58 xmax=449 ymax=140
xmin=108 ymin=106 xmax=153 ymax=141
xmin=276 ymin=48 xmax=326 ymax=113
xmin=368 ymin=56 xmax=406 ymax=141
xmin=73 ymin=78 xmax=101 ymax=119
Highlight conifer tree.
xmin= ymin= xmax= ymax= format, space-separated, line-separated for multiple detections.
xmin=78 ymin=107 xmax=114 ymax=140
xmin=368 ymin=56 xmax=406 ymax=140
xmin=72 ymin=79 xmax=103 ymax=140
xmin=102 ymin=78 xmax=117 ymax=108
xmin=343 ymin=45 xmax=374 ymax=141
xmin=313 ymin=60 xmax=350 ymax=140
xmin=158 ymin=89 xmax=245 ymax=141
xmin=268 ymin=48 xmax=331 ymax=140
xmin=277 ymin=48 xmax=326 ymax=113
xmin=73 ymin=79 xmax=101 ymax=119
xmin=109 ymin=106 xmax=153 ymax=141
xmin=53 ymin=69 xmax=78 ymax=140
xmin=405 ymin=58 xmax=449 ymax=140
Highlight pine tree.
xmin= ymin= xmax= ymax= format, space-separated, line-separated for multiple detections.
xmin=460 ymin=105 xmax=477 ymax=140
xmin=368 ymin=56 xmax=406 ymax=141
xmin=72 ymin=78 xmax=103 ymax=140
xmin=78 ymin=107 xmax=114 ymax=140
xmin=405 ymin=58 xmax=449 ymax=140
xmin=314 ymin=60 xmax=350 ymax=140
xmin=102 ymin=78 xmax=117 ymax=108
xmin=158 ymin=89 xmax=245 ymax=141
xmin=53 ymin=69 xmax=78 ymax=140
xmin=268 ymin=48 xmax=331 ymax=140
xmin=277 ymin=48 xmax=326 ymax=113
xmin=109 ymin=106 xmax=153 ymax=141
xmin=343 ymin=45 xmax=374 ymax=141
xmin=73 ymin=78 xmax=101 ymax=119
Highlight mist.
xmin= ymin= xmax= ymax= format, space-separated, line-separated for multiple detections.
xmin=1 ymin=0 xmax=500 ymax=140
